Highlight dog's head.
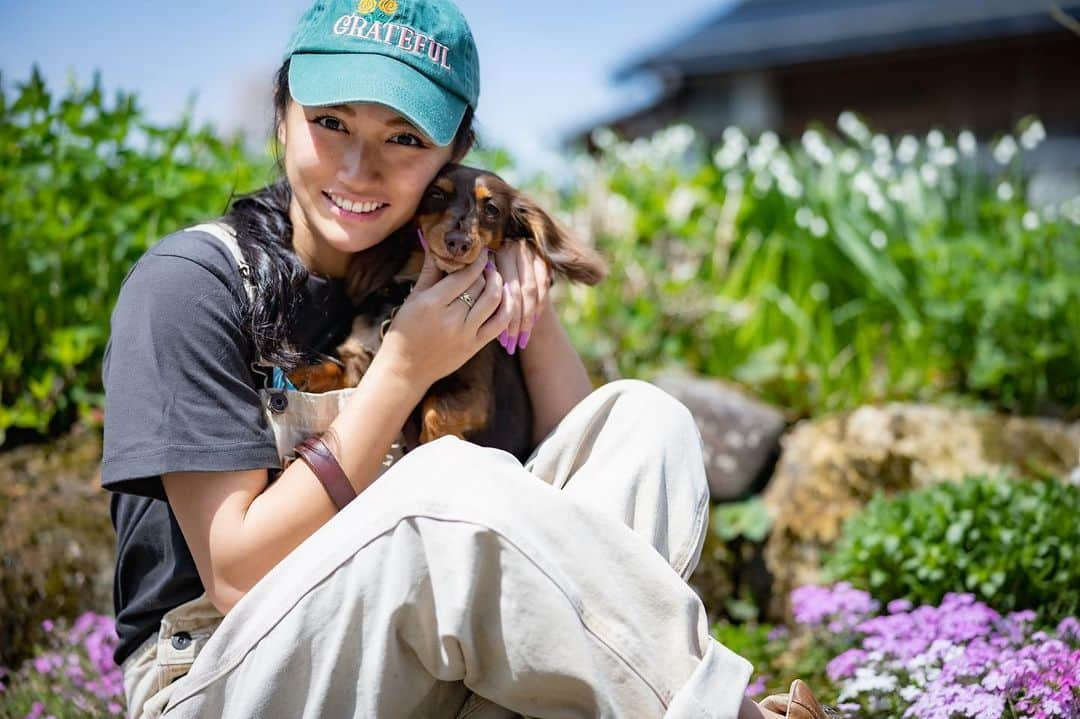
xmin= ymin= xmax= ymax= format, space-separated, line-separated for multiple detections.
xmin=415 ymin=163 xmax=607 ymax=284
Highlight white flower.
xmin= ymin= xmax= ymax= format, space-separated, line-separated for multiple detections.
xmin=853 ymin=170 xmax=878 ymax=197
xmin=872 ymin=157 xmax=894 ymax=180
xmin=802 ymin=129 xmax=834 ymax=165
xmin=666 ymin=185 xmax=701 ymax=224
xmin=810 ymin=216 xmax=829 ymax=237
xmin=997 ymin=181 xmax=1015 ymax=202
xmin=723 ymin=172 xmax=745 ymax=192
xmin=778 ymin=174 xmax=803 ymax=198
xmin=927 ymin=129 xmax=945 ymax=149
xmin=868 ymin=193 xmax=887 ymax=214
xmin=896 ymin=135 xmax=919 ymax=164
xmin=590 ymin=127 xmax=617 ymax=151
xmin=1022 ymin=211 xmax=1040 ymax=230
xmin=758 ymin=130 xmax=780 ymax=153
xmin=1020 ymin=120 xmax=1046 ymax=150
xmin=920 ymin=164 xmax=939 ymax=187
xmin=795 ymin=207 xmax=814 ymax=228
xmin=930 ymin=147 xmax=958 ymax=166
xmin=838 ymin=111 xmax=870 ymax=145
xmin=870 ymin=229 xmax=888 ymax=249
xmin=871 ymin=134 xmax=892 ymax=159
xmin=838 ymin=148 xmax=860 ymax=173
xmin=994 ymin=135 xmax=1018 ymax=165
xmin=958 ymin=130 xmax=977 ymax=156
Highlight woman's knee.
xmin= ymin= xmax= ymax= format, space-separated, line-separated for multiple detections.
xmin=381 ymin=435 xmax=531 ymax=517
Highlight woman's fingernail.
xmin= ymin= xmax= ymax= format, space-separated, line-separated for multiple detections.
xmin=485 ymin=259 xmax=495 ymax=271
xmin=499 ymin=330 xmax=509 ymax=348
xmin=417 ymin=228 xmax=429 ymax=251
xmin=507 ymin=338 xmax=517 ymax=356
xmin=518 ymin=331 xmax=530 ymax=350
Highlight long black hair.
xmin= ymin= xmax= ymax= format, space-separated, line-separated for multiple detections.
xmin=221 ymin=58 xmax=477 ymax=372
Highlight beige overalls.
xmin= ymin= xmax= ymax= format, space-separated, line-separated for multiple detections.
xmin=119 ymin=222 xmax=752 ymax=719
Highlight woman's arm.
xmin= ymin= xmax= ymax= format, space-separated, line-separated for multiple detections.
xmin=163 ymin=356 xmax=428 ymax=614
xmin=517 ymin=297 xmax=593 ymax=447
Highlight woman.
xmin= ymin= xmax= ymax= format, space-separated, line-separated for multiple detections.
xmin=102 ymin=0 xmax=795 ymax=716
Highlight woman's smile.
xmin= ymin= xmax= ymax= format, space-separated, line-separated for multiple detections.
xmin=322 ymin=191 xmax=390 ymax=222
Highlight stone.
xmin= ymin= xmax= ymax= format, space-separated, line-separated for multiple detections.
xmin=653 ymin=371 xmax=786 ymax=500
xmin=761 ymin=403 xmax=1080 ymax=618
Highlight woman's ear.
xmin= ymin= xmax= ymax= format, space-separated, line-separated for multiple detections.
xmin=507 ymin=193 xmax=607 ymax=286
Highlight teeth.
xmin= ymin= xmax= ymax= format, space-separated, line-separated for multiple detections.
xmin=329 ymin=193 xmax=385 ymax=214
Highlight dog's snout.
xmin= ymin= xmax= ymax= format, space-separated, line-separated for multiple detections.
xmin=444 ymin=230 xmax=472 ymax=257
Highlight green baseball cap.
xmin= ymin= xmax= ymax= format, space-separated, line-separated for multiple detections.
xmin=283 ymin=0 xmax=480 ymax=147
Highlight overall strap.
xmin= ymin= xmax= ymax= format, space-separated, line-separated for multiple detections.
xmin=184 ymin=222 xmax=256 ymax=304
xmin=183 ymin=221 xmax=278 ymax=372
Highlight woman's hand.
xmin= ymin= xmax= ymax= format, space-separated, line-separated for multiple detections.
xmin=491 ymin=238 xmax=553 ymax=355
xmin=378 ymin=250 xmax=511 ymax=389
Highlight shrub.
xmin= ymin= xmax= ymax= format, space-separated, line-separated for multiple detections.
xmin=0 ymin=66 xmax=274 ymax=445
xmin=823 ymin=475 xmax=1080 ymax=624
xmin=555 ymin=115 xmax=1080 ymax=417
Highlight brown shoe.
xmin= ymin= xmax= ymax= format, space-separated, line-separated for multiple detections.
xmin=759 ymin=679 xmax=839 ymax=719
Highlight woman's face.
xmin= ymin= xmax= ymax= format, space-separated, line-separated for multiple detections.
xmin=277 ymin=99 xmax=461 ymax=278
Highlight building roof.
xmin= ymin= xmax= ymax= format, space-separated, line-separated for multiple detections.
xmin=616 ymin=0 xmax=1080 ymax=80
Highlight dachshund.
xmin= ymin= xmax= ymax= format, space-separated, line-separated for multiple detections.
xmin=286 ymin=163 xmax=608 ymax=461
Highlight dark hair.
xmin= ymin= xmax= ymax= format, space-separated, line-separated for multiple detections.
xmin=221 ymin=58 xmax=477 ymax=372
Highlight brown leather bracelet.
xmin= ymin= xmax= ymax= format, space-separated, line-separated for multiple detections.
xmin=294 ymin=435 xmax=356 ymax=511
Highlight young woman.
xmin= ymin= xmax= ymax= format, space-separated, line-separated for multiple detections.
xmin=102 ymin=1 xmax=801 ymax=716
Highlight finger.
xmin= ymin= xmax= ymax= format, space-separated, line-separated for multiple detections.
xmin=476 ymin=274 xmax=513 ymax=343
xmin=411 ymin=249 xmax=444 ymax=293
xmin=494 ymin=245 xmax=522 ymax=352
xmin=430 ymin=252 xmax=490 ymax=306
xmin=466 ymin=264 xmax=505 ymax=335
xmin=514 ymin=241 xmax=539 ymax=350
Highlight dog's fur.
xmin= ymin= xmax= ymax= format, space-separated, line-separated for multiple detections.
xmin=286 ymin=163 xmax=608 ymax=460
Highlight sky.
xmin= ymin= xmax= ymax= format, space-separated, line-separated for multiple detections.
xmin=0 ymin=0 xmax=732 ymax=175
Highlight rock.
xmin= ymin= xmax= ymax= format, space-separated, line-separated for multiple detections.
xmin=0 ymin=428 xmax=114 ymax=670
xmin=653 ymin=371 xmax=787 ymax=500
xmin=761 ymin=403 xmax=1080 ymax=618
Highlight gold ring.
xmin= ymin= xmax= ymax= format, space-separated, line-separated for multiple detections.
xmin=457 ymin=291 xmax=474 ymax=308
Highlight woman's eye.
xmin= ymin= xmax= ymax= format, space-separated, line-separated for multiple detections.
xmin=313 ymin=115 xmax=346 ymax=132
xmin=392 ymin=133 xmax=426 ymax=147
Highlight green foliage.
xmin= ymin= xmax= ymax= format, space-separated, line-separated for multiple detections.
xmin=0 ymin=66 xmax=275 ymax=444
xmin=823 ymin=474 xmax=1080 ymax=624
xmin=556 ymin=115 xmax=1080 ymax=417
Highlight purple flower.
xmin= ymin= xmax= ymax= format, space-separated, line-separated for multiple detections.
xmin=827 ymin=648 xmax=867 ymax=681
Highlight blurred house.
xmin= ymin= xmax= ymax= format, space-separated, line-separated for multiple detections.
xmin=575 ymin=0 xmax=1080 ymax=148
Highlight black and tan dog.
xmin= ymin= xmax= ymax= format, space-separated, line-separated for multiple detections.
xmin=287 ymin=163 xmax=607 ymax=461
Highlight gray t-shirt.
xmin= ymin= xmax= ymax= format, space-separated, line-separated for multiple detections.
xmin=101 ymin=225 xmax=354 ymax=667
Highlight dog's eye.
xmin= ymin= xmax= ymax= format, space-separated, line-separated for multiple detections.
xmin=483 ymin=202 xmax=500 ymax=219
xmin=428 ymin=189 xmax=445 ymax=201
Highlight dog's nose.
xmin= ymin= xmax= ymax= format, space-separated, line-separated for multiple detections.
xmin=444 ymin=230 xmax=472 ymax=258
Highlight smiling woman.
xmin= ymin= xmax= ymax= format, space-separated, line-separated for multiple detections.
xmin=98 ymin=0 xmax=769 ymax=717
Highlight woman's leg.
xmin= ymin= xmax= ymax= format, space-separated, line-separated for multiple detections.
xmin=523 ymin=378 xmax=712 ymax=580
xmin=159 ymin=430 xmax=750 ymax=718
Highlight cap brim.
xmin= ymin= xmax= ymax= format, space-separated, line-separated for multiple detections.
xmin=289 ymin=53 xmax=466 ymax=147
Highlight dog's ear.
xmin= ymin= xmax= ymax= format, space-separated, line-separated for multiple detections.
xmin=507 ymin=193 xmax=607 ymax=285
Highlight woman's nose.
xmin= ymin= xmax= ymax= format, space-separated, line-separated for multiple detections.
xmin=340 ymin=142 xmax=383 ymax=182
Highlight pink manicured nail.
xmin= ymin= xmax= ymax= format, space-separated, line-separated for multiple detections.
xmin=486 ymin=259 xmax=495 ymax=271
xmin=499 ymin=329 xmax=509 ymax=348
xmin=518 ymin=331 xmax=530 ymax=350
xmin=417 ymin=228 xmax=428 ymax=251
xmin=507 ymin=339 xmax=517 ymax=356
